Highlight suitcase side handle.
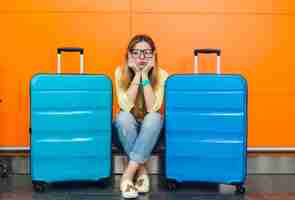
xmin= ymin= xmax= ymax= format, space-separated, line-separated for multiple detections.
xmin=57 ymin=47 xmax=84 ymax=74
xmin=194 ymin=48 xmax=221 ymax=74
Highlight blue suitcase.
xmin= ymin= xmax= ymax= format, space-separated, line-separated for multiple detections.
xmin=30 ymin=48 xmax=112 ymax=192
xmin=164 ymin=49 xmax=247 ymax=193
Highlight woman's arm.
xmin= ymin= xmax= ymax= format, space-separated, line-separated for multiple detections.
xmin=142 ymin=72 xmax=156 ymax=112
xmin=126 ymin=72 xmax=141 ymax=103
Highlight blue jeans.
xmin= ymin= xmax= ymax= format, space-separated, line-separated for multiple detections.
xmin=114 ymin=111 xmax=163 ymax=164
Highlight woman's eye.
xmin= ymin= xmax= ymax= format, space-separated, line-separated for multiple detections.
xmin=145 ymin=52 xmax=152 ymax=56
xmin=145 ymin=50 xmax=152 ymax=54
xmin=132 ymin=50 xmax=139 ymax=55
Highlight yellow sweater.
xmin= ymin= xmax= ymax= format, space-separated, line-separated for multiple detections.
xmin=115 ymin=66 xmax=169 ymax=113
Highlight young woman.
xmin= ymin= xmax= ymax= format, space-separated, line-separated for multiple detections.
xmin=114 ymin=34 xmax=168 ymax=198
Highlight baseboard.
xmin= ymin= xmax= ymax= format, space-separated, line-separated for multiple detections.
xmin=1 ymin=154 xmax=295 ymax=175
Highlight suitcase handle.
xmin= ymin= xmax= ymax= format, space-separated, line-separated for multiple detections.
xmin=57 ymin=47 xmax=84 ymax=74
xmin=194 ymin=48 xmax=221 ymax=74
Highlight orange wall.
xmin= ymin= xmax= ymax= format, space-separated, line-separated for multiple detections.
xmin=1 ymin=1 xmax=295 ymax=148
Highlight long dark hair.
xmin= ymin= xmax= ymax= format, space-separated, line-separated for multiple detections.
xmin=121 ymin=34 xmax=160 ymax=118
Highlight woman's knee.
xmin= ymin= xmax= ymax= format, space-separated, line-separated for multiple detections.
xmin=142 ymin=112 xmax=162 ymax=127
xmin=115 ymin=111 xmax=137 ymax=132
xmin=116 ymin=111 xmax=136 ymax=125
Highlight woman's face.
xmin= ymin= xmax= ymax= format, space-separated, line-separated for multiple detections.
xmin=129 ymin=41 xmax=154 ymax=71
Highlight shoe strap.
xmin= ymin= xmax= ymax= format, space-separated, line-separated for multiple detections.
xmin=121 ymin=180 xmax=137 ymax=192
xmin=136 ymin=174 xmax=149 ymax=186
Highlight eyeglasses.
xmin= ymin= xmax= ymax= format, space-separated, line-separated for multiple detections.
xmin=130 ymin=49 xmax=154 ymax=59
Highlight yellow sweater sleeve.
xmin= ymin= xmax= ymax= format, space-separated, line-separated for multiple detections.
xmin=115 ymin=67 xmax=134 ymax=112
xmin=150 ymin=68 xmax=169 ymax=112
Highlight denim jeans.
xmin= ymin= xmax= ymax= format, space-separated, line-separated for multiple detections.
xmin=114 ymin=111 xmax=163 ymax=164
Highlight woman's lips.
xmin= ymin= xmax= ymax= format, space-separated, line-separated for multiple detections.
xmin=139 ymin=61 xmax=147 ymax=65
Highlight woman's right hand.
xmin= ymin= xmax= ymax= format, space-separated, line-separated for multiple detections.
xmin=128 ymin=57 xmax=141 ymax=73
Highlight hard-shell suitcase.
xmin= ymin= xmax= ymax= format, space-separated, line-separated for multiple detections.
xmin=30 ymin=48 xmax=112 ymax=192
xmin=164 ymin=49 xmax=247 ymax=193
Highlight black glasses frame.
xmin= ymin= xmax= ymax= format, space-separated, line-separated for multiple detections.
xmin=129 ymin=49 xmax=154 ymax=58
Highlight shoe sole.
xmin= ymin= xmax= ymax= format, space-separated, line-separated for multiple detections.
xmin=122 ymin=192 xmax=138 ymax=199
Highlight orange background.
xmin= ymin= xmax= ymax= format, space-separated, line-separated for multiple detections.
xmin=0 ymin=1 xmax=295 ymax=148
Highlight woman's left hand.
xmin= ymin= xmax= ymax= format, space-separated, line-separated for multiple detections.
xmin=142 ymin=57 xmax=155 ymax=77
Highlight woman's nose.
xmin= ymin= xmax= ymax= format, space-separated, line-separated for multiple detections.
xmin=139 ymin=52 xmax=145 ymax=59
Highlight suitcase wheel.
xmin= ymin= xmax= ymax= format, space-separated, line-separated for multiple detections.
xmin=0 ymin=164 xmax=9 ymax=178
xmin=235 ymin=185 xmax=246 ymax=194
xmin=166 ymin=179 xmax=178 ymax=191
xmin=97 ymin=177 xmax=110 ymax=188
xmin=33 ymin=181 xmax=48 ymax=192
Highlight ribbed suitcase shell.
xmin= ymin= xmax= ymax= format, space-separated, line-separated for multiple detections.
xmin=30 ymin=74 xmax=112 ymax=183
xmin=164 ymin=74 xmax=247 ymax=185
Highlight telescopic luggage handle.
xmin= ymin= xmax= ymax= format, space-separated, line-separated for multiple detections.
xmin=57 ymin=48 xmax=84 ymax=74
xmin=194 ymin=48 xmax=221 ymax=74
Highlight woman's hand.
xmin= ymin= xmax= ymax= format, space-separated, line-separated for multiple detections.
xmin=141 ymin=57 xmax=155 ymax=78
xmin=128 ymin=56 xmax=141 ymax=73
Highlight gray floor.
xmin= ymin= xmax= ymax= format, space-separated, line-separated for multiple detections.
xmin=1 ymin=174 xmax=295 ymax=200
